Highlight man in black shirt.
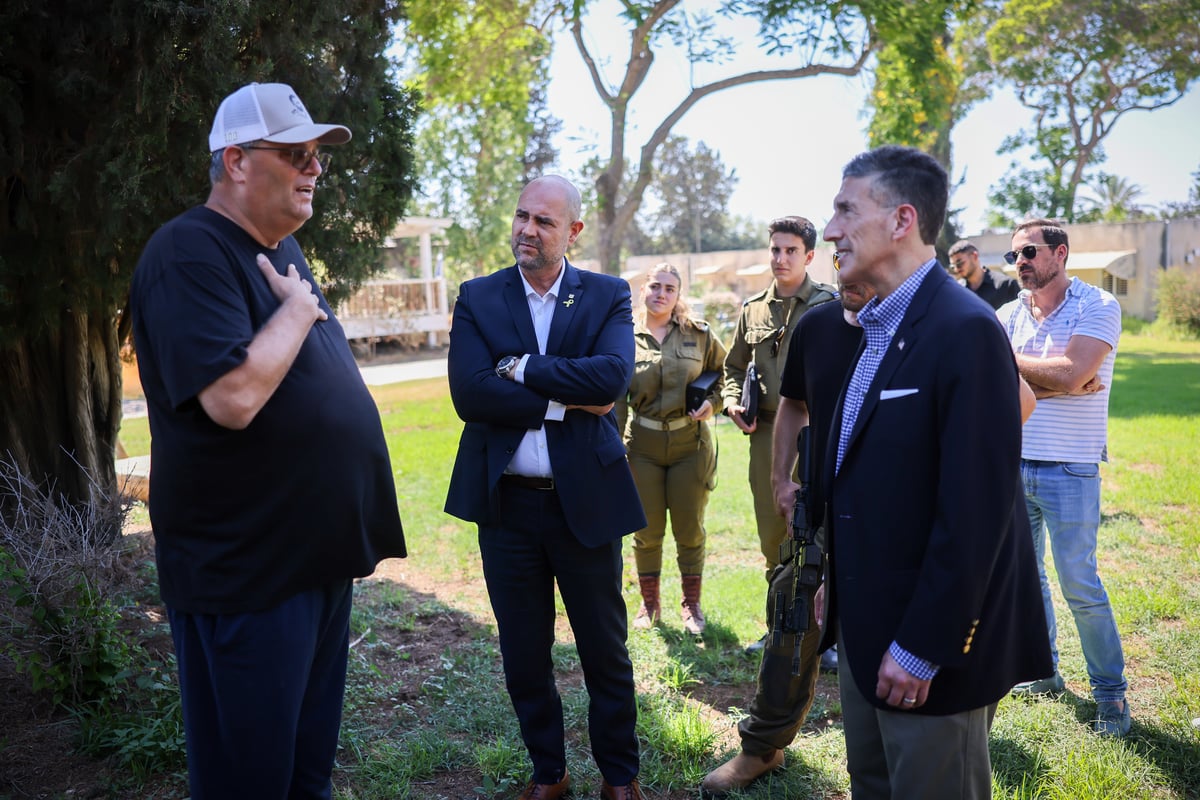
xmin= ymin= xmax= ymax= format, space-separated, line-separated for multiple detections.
xmin=131 ymin=82 xmax=406 ymax=799
xmin=701 ymin=279 xmax=872 ymax=796
xmin=949 ymin=240 xmax=1020 ymax=309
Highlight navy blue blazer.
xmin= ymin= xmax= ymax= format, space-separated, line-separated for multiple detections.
xmin=444 ymin=262 xmax=646 ymax=546
xmin=822 ymin=266 xmax=1052 ymax=716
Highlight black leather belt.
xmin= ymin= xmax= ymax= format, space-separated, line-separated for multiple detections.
xmin=500 ymin=473 xmax=556 ymax=491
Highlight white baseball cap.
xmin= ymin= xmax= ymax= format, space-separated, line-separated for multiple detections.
xmin=208 ymin=82 xmax=352 ymax=152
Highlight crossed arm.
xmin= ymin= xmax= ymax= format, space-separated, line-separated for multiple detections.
xmin=1015 ymin=334 xmax=1111 ymax=399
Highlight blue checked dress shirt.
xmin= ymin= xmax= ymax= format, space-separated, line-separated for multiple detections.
xmin=836 ymin=259 xmax=941 ymax=681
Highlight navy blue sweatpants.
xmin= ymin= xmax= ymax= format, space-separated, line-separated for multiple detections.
xmin=168 ymin=580 xmax=352 ymax=800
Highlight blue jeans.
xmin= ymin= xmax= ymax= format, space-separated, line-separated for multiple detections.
xmin=1021 ymin=459 xmax=1127 ymax=703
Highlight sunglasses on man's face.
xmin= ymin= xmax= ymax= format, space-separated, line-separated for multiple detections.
xmin=240 ymin=145 xmax=331 ymax=172
xmin=1003 ymin=243 xmax=1054 ymax=264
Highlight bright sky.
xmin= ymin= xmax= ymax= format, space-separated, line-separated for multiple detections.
xmin=545 ymin=2 xmax=1200 ymax=238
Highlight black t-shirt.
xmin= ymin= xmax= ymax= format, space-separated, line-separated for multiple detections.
xmin=778 ymin=300 xmax=865 ymax=522
xmin=130 ymin=206 xmax=406 ymax=614
xmin=972 ymin=267 xmax=1021 ymax=310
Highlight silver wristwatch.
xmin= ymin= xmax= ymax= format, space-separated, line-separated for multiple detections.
xmin=495 ymin=355 xmax=520 ymax=379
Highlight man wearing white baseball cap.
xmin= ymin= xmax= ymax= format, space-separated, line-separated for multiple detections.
xmin=129 ymin=82 xmax=406 ymax=799
xmin=208 ymin=81 xmax=352 ymax=152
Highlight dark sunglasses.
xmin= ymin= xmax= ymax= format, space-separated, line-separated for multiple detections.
xmin=241 ymin=145 xmax=331 ymax=172
xmin=1003 ymin=243 xmax=1053 ymax=264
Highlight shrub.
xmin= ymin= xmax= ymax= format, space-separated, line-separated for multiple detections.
xmin=73 ymin=662 xmax=187 ymax=779
xmin=698 ymin=289 xmax=743 ymax=346
xmin=0 ymin=455 xmax=134 ymax=704
xmin=1155 ymin=268 xmax=1200 ymax=336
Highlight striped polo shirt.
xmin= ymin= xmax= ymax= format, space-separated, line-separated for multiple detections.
xmin=997 ymin=277 xmax=1121 ymax=463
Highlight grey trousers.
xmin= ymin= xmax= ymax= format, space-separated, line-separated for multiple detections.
xmin=838 ymin=629 xmax=997 ymax=800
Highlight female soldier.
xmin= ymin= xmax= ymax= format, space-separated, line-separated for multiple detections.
xmin=620 ymin=263 xmax=727 ymax=634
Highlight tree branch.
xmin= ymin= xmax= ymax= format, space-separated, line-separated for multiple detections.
xmin=611 ymin=41 xmax=873 ymax=234
xmin=570 ymin=14 xmax=615 ymax=106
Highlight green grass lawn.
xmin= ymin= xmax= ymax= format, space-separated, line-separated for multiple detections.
xmin=115 ymin=328 xmax=1200 ymax=799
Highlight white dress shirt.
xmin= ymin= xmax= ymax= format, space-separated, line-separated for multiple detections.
xmin=507 ymin=263 xmax=568 ymax=478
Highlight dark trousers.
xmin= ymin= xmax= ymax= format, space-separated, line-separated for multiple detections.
xmin=739 ymin=562 xmax=823 ymax=754
xmin=168 ymin=580 xmax=353 ymax=800
xmin=479 ymin=483 xmax=639 ymax=786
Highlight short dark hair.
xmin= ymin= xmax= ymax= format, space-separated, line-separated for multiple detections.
xmin=768 ymin=216 xmax=817 ymax=251
xmin=1014 ymin=218 xmax=1069 ymax=249
xmin=948 ymin=240 xmax=977 ymax=257
xmin=842 ymin=145 xmax=948 ymax=245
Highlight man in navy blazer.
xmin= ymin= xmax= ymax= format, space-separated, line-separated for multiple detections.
xmin=445 ymin=175 xmax=646 ymax=800
xmin=820 ymin=146 xmax=1052 ymax=800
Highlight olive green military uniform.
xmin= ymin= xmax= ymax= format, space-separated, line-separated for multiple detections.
xmin=721 ymin=275 xmax=836 ymax=580
xmin=619 ymin=318 xmax=727 ymax=576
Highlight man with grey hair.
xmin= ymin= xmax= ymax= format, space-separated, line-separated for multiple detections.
xmin=130 ymin=81 xmax=407 ymax=798
xmin=948 ymin=240 xmax=1020 ymax=310
xmin=446 ymin=175 xmax=646 ymax=800
xmin=820 ymin=145 xmax=1050 ymax=799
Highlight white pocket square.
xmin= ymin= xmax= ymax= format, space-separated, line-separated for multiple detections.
xmin=880 ymin=388 xmax=919 ymax=400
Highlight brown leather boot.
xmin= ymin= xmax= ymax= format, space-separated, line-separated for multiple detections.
xmin=633 ymin=574 xmax=661 ymax=628
xmin=700 ymin=749 xmax=784 ymax=797
xmin=681 ymin=573 xmax=706 ymax=635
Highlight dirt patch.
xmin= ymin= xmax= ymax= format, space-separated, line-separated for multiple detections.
xmin=1 ymin=529 xmax=839 ymax=800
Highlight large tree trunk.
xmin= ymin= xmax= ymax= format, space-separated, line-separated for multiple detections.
xmin=0 ymin=309 xmax=124 ymax=543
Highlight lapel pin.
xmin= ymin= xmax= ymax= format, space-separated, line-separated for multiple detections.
xmin=897 ymin=338 xmax=906 ymax=351
xmin=563 ymin=293 xmax=575 ymax=307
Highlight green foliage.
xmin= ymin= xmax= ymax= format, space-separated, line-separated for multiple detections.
xmin=986 ymin=127 xmax=1091 ymax=226
xmin=984 ymin=0 xmax=1200 ymax=223
xmin=1155 ymin=268 xmax=1200 ymax=336
xmin=562 ymin=0 xmax=879 ymax=273
xmin=637 ymin=692 xmax=717 ymax=779
xmin=865 ymin=2 xmax=965 ymax=159
xmin=1 ymin=548 xmax=128 ymax=704
xmin=74 ymin=663 xmax=187 ymax=780
xmin=697 ymin=289 xmax=742 ymax=346
xmin=399 ymin=0 xmax=558 ymax=283
xmin=0 ymin=0 xmax=417 ymax=334
xmin=0 ymin=0 xmax=418 ymax=513
xmin=650 ymin=137 xmax=743 ymax=254
xmin=472 ymin=735 xmax=528 ymax=795
xmin=579 ymin=134 xmax=757 ymax=260
xmin=1076 ymin=173 xmax=1150 ymax=223
xmin=0 ymin=456 xmax=134 ymax=705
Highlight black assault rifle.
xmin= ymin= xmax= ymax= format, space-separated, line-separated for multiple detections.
xmin=769 ymin=426 xmax=824 ymax=675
